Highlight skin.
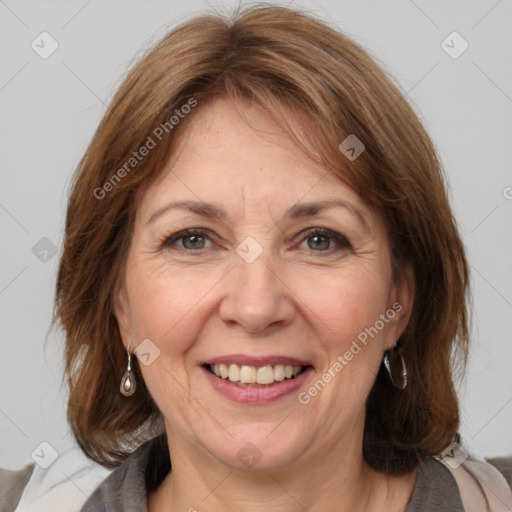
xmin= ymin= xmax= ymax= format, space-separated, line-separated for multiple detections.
xmin=114 ymin=96 xmax=416 ymax=512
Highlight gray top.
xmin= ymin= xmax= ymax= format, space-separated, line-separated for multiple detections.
xmin=79 ymin=435 xmax=464 ymax=511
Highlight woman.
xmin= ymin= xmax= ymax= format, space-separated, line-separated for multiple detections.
xmin=53 ymin=5 xmax=512 ymax=511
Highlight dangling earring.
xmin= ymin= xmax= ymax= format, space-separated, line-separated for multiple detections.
xmin=120 ymin=341 xmax=136 ymax=397
xmin=383 ymin=348 xmax=408 ymax=390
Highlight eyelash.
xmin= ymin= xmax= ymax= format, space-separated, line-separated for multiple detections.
xmin=159 ymin=227 xmax=352 ymax=254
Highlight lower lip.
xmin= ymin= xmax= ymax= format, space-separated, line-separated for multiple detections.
xmin=201 ymin=366 xmax=314 ymax=404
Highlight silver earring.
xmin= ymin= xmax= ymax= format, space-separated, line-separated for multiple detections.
xmin=383 ymin=349 xmax=407 ymax=390
xmin=120 ymin=342 xmax=136 ymax=396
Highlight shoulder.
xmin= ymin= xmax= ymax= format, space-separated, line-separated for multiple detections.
xmin=79 ymin=435 xmax=170 ymax=512
xmin=406 ymin=456 xmax=465 ymax=511
xmin=438 ymin=455 xmax=512 ymax=512
xmin=0 ymin=463 xmax=34 ymax=512
xmin=406 ymin=454 xmax=512 ymax=512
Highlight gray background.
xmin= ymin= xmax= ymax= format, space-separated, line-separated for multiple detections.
xmin=1 ymin=0 xmax=511 ymax=470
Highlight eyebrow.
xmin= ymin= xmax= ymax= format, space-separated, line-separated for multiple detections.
xmin=145 ymin=199 xmax=369 ymax=231
xmin=146 ymin=201 xmax=228 ymax=226
xmin=286 ymin=200 xmax=369 ymax=230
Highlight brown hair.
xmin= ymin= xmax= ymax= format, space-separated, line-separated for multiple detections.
xmin=53 ymin=4 xmax=471 ymax=472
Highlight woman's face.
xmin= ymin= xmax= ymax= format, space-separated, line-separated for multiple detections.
xmin=114 ymin=97 xmax=413 ymax=470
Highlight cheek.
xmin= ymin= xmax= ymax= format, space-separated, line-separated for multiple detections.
xmin=293 ymin=265 xmax=391 ymax=345
xmin=125 ymin=260 xmax=221 ymax=354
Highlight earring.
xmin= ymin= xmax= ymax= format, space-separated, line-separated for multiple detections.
xmin=383 ymin=348 xmax=408 ymax=390
xmin=120 ymin=342 xmax=136 ymax=396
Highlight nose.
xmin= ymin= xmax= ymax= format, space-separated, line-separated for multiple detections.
xmin=218 ymin=252 xmax=295 ymax=335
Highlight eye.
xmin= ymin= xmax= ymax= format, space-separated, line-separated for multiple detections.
xmin=182 ymin=234 xmax=206 ymax=249
xmin=160 ymin=228 xmax=213 ymax=251
xmin=297 ymin=228 xmax=351 ymax=253
xmin=159 ymin=227 xmax=351 ymax=254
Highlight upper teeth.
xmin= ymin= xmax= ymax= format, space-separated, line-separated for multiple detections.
xmin=211 ymin=363 xmax=304 ymax=385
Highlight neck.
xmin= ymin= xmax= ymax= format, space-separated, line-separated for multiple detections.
xmin=149 ymin=419 xmax=416 ymax=512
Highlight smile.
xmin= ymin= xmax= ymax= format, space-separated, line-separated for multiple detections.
xmin=205 ymin=363 xmax=308 ymax=386
xmin=201 ymin=357 xmax=314 ymax=403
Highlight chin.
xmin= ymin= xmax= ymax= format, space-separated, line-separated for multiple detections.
xmin=198 ymin=424 xmax=310 ymax=471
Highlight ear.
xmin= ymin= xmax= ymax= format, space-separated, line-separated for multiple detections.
xmin=384 ymin=264 xmax=415 ymax=350
xmin=113 ymin=277 xmax=131 ymax=351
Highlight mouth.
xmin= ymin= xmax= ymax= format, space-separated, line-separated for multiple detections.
xmin=200 ymin=355 xmax=314 ymax=403
xmin=203 ymin=362 xmax=311 ymax=387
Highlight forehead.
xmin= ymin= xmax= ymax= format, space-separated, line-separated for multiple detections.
xmin=137 ymin=97 xmax=368 ymax=221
